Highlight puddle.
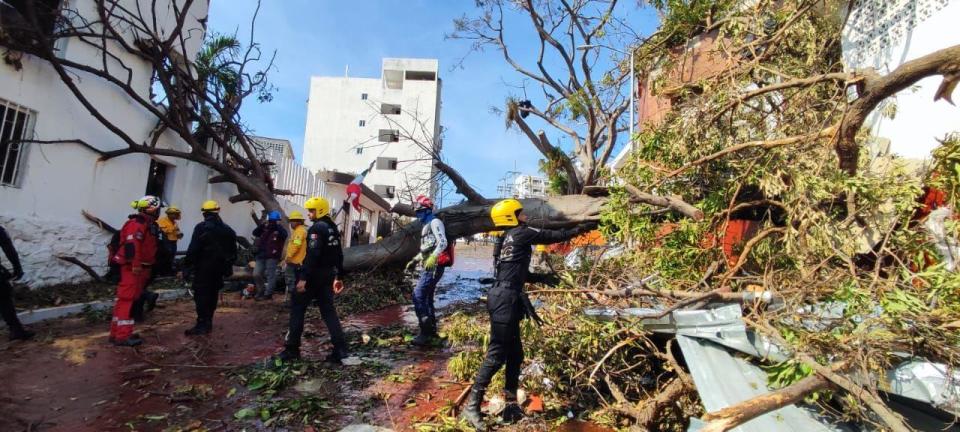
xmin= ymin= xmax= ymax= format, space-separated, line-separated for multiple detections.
xmin=434 ymin=246 xmax=493 ymax=310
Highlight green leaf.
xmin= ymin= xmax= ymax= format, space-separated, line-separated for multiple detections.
xmin=234 ymin=408 xmax=256 ymax=420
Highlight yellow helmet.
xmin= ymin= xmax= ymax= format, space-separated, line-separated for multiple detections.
xmin=304 ymin=196 xmax=330 ymax=219
xmin=166 ymin=205 xmax=181 ymax=214
xmin=201 ymin=200 xmax=220 ymax=212
xmin=131 ymin=195 xmax=161 ymax=211
xmin=491 ymin=199 xmax=523 ymax=227
xmin=288 ymin=210 xmax=305 ymax=221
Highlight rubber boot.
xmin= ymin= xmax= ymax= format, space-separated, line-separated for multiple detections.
xmin=411 ymin=318 xmax=433 ymax=346
xmin=112 ymin=336 xmax=144 ymax=347
xmin=274 ymin=347 xmax=300 ymax=362
xmin=144 ymin=291 xmax=159 ymax=313
xmin=184 ymin=320 xmax=211 ymax=336
xmin=501 ymin=390 xmax=525 ymax=424
xmin=8 ymin=326 xmax=34 ymax=341
xmin=461 ymin=385 xmax=486 ymax=430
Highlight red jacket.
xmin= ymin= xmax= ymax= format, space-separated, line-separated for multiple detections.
xmin=112 ymin=214 xmax=159 ymax=266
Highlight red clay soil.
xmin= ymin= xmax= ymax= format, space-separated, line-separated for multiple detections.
xmin=0 ymin=294 xmax=286 ymax=432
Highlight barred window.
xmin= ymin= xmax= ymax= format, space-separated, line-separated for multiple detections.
xmin=0 ymin=99 xmax=35 ymax=187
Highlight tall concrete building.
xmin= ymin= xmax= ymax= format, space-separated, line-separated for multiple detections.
xmin=302 ymin=58 xmax=442 ymax=204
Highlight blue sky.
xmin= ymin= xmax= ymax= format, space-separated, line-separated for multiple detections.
xmin=208 ymin=1 xmax=657 ymax=205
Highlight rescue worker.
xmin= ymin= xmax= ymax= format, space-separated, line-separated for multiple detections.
xmin=109 ymin=195 xmax=161 ymax=347
xmin=252 ymin=210 xmax=287 ymax=300
xmin=462 ymin=199 xmax=587 ymax=428
xmin=281 ymin=210 xmax=308 ymax=304
xmin=276 ymin=196 xmax=348 ymax=363
xmin=180 ymin=200 xmax=237 ymax=335
xmin=0 ymin=224 xmax=33 ymax=341
xmin=156 ymin=206 xmax=183 ymax=275
xmin=404 ymin=195 xmax=448 ymax=346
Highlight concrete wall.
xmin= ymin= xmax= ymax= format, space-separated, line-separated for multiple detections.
xmin=0 ymin=0 xmax=271 ymax=288
xmin=842 ymin=0 xmax=960 ymax=161
xmin=302 ymin=58 xmax=441 ymax=204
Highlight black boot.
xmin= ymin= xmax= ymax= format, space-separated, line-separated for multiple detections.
xmin=8 ymin=326 xmax=34 ymax=341
xmin=324 ymin=347 xmax=348 ymax=364
xmin=274 ymin=347 xmax=300 ymax=362
xmin=112 ymin=336 xmax=143 ymax=347
xmin=501 ymin=390 xmax=525 ymax=424
xmin=144 ymin=291 xmax=159 ymax=313
xmin=461 ymin=385 xmax=486 ymax=430
xmin=184 ymin=320 xmax=211 ymax=336
xmin=412 ymin=317 xmax=437 ymax=346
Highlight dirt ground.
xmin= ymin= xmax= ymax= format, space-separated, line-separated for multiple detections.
xmin=0 ymin=244 xmax=608 ymax=432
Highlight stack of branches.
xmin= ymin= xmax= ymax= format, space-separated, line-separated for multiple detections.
xmin=443 ymin=0 xmax=960 ymax=431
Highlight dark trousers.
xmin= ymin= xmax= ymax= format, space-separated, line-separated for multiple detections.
xmin=0 ymin=277 xmax=24 ymax=332
xmin=474 ymin=319 xmax=523 ymax=393
xmin=413 ymin=267 xmax=445 ymax=328
xmin=285 ymin=272 xmax=347 ymax=354
xmin=192 ymin=274 xmax=223 ymax=327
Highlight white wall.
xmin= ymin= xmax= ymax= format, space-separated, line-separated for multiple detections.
xmin=842 ymin=0 xmax=960 ymax=161
xmin=0 ymin=0 xmax=268 ymax=288
xmin=302 ymin=58 xmax=441 ymax=204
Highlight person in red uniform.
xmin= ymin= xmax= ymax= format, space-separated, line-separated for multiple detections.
xmin=109 ymin=195 xmax=161 ymax=347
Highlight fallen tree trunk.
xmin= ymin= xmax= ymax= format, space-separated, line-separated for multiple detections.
xmin=344 ymin=195 xmax=607 ymax=270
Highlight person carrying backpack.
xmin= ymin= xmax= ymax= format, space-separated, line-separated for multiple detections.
xmin=404 ymin=195 xmax=453 ymax=346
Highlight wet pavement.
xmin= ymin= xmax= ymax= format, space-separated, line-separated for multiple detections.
xmin=0 ymin=244 xmax=610 ymax=431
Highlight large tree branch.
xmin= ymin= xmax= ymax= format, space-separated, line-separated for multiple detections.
xmin=624 ymin=184 xmax=703 ymax=220
xmin=837 ymin=44 xmax=960 ymax=174
xmin=434 ymin=160 xmax=487 ymax=203
xmin=699 ymin=374 xmax=831 ymax=432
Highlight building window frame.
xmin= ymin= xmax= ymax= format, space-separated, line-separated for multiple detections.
xmin=361 ymin=93 xmax=368 ymax=100
xmin=0 ymin=98 xmax=36 ymax=188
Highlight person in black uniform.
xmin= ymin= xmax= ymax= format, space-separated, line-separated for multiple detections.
xmin=462 ymin=199 xmax=587 ymax=428
xmin=276 ymin=196 xmax=349 ymax=364
xmin=179 ymin=200 xmax=237 ymax=336
xmin=0 ymin=225 xmax=33 ymax=341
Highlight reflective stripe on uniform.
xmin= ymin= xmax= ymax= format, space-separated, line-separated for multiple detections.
xmin=115 ymin=319 xmax=135 ymax=326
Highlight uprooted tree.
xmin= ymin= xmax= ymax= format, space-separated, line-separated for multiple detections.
xmin=439 ymin=1 xmax=960 ymax=431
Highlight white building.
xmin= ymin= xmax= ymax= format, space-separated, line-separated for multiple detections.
xmin=302 ymin=58 xmax=442 ymax=204
xmin=512 ymin=174 xmax=548 ymax=198
xmin=250 ymin=135 xmax=294 ymax=164
xmin=0 ymin=0 xmax=276 ymax=288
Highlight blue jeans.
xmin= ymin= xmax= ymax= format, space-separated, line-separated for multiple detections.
xmin=254 ymin=258 xmax=279 ymax=297
xmin=413 ymin=267 xmax=445 ymax=328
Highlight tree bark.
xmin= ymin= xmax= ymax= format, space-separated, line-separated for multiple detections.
xmin=343 ymin=195 xmax=606 ymax=270
xmin=699 ymin=374 xmax=831 ymax=432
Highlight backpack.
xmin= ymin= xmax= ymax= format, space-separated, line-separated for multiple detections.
xmin=437 ymin=243 xmax=455 ymax=267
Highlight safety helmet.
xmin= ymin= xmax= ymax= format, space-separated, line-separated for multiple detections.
xmin=414 ymin=195 xmax=434 ymax=212
xmin=132 ymin=195 xmax=161 ymax=211
xmin=201 ymin=200 xmax=220 ymax=212
xmin=267 ymin=210 xmax=282 ymax=221
xmin=491 ymin=198 xmax=523 ymax=227
xmin=304 ymin=196 xmax=330 ymax=219
xmin=288 ymin=210 xmax=305 ymax=221
xmin=166 ymin=206 xmax=181 ymax=214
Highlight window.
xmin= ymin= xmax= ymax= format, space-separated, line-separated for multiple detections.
xmin=378 ymin=129 xmax=399 ymax=142
xmin=358 ymin=120 xmax=366 ymax=127
xmin=355 ymin=147 xmax=363 ymax=155
xmin=144 ymin=159 xmax=169 ymax=200
xmin=374 ymin=184 xmax=395 ymax=199
xmin=0 ymin=99 xmax=35 ymax=187
xmin=380 ymin=103 xmax=401 ymax=115
xmin=405 ymin=70 xmax=436 ymax=81
xmin=361 ymin=93 xmax=368 ymax=100
xmin=376 ymin=157 xmax=398 ymax=170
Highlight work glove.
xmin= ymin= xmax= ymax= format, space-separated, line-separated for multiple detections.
xmin=424 ymin=254 xmax=438 ymax=270
xmin=404 ymin=259 xmax=417 ymax=272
